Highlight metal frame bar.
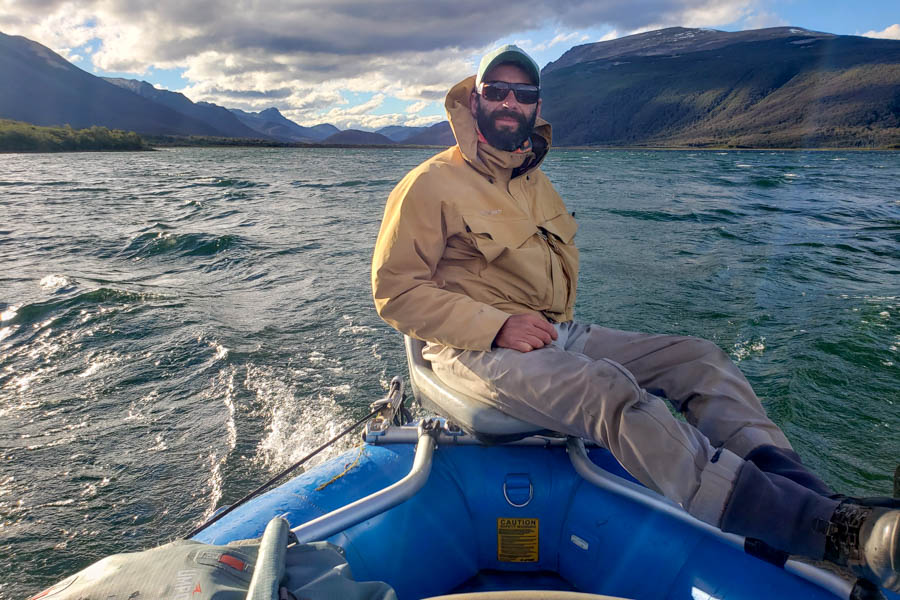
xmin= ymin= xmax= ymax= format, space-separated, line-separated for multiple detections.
xmin=291 ymin=425 xmax=437 ymax=543
xmin=365 ymin=422 xmax=572 ymax=446
xmin=565 ymin=437 xmax=854 ymax=599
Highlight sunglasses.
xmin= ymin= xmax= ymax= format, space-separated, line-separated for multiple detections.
xmin=479 ymin=81 xmax=541 ymax=104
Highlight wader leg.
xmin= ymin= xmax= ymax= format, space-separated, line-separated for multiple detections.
xmin=565 ymin=323 xmax=792 ymax=458
xmin=745 ymin=444 xmax=835 ymax=496
xmin=425 ymin=336 xmax=743 ymax=527
xmin=722 ymin=461 xmax=839 ymax=558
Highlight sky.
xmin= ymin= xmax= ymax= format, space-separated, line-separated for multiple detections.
xmin=2 ymin=0 xmax=899 ymax=131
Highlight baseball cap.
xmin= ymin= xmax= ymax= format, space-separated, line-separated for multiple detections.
xmin=476 ymin=44 xmax=541 ymax=88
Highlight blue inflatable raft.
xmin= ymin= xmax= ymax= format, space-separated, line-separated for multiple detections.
xmin=189 ymin=337 xmax=896 ymax=600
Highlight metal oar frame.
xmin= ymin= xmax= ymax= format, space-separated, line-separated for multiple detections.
xmin=298 ymin=413 xmax=861 ymax=600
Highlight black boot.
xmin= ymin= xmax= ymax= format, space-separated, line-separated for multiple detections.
xmin=823 ymin=501 xmax=900 ymax=592
xmin=721 ymin=461 xmax=839 ymax=559
xmin=722 ymin=463 xmax=900 ymax=592
xmin=745 ymin=444 xmax=834 ymax=496
xmin=828 ymin=495 xmax=900 ymax=510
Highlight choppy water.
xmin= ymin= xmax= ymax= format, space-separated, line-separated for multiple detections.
xmin=1 ymin=147 xmax=898 ymax=598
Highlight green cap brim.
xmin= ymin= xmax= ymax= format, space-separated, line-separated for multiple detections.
xmin=476 ymin=44 xmax=540 ymax=87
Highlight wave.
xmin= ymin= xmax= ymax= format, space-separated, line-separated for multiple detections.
xmin=121 ymin=231 xmax=243 ymax=259
xmin=291 ymin=179 xmax=395 ymax=189
xmin=606 ymin=208 xmax=740 ymax=224
xmin=750 ymin=176 xmax=782 ymax=188
xmin=187 ymin=177 xmax=266 ymax=189
xmin=4 ymin=288 xmax=157 ymax=326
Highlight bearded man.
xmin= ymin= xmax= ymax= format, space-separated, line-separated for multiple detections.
xmin=372 ymin=44 xmax=899 ymax=591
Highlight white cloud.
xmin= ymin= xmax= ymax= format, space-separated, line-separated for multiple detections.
xmin=598 ymin=30 xmax=620 ymax=42
xmin=404 ymin=114 xmax=444 ymax=128
xmin=1 ymin=0 xmax=764 ymax=128
xmin=862 ymin=24 xmax=900 ymax=40
xmin=406 ymin=100 xmax=431 ymax=114
xmin=741 ymin=10 xmax=788 ymax=29
xmin=533 ymin=31 xmax=590 ymax=51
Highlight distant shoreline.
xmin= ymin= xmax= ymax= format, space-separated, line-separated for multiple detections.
xmin=3 ymin=129 xmax=898 ymax=154
xmin=149 ymin=142 xmax=898 ymax=152
xmin=0 ymin=119 xmax=148 ymax=153
xmin=144 ymin=135 xmax=900 ymax=151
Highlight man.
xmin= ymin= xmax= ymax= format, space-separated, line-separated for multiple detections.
xmin=372 ymin=44 xmax=899 ymax=591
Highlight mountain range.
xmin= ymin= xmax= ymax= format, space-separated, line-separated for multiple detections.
xmin=0 ymin=31 xmax=448 ymax=145
xmin=2 ymin=27 xmax=899 ymax=148
xmin=0 ymin=31 xmax=223 ymax=136
xmin=541 ymin=27 xmax=900 ymax=147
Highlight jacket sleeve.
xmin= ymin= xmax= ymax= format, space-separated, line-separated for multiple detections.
xmin=372 ymin=169 xmax=510 ymax=350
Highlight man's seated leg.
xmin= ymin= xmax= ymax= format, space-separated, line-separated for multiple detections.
xmin=424 ymin=332 xmax=747 ymax=525
xmin=564 ymin=322 xmax=789 ymax=456
xmin=566 ymin=322 xmax=839 ymax=495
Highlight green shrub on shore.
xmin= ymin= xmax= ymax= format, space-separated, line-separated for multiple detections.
xmin=0 ymin=119 xmax=147 ymax=152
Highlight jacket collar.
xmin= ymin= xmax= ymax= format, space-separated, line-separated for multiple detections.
xmin=445 ymin=75 xmax=552 ymax=182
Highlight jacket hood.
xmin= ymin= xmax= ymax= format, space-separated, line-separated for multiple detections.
xmin=444 ymin=75 xmax=552 ymax=179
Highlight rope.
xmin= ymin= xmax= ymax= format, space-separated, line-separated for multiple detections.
xmin=314 ymin=445 xmax=366 ymax=491
xmin=185 ymin=407 xmax=380 ymax=539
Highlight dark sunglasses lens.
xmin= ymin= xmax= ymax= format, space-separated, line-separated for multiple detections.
xmin=482 ymin=83 xmax=539 ymax=104
xmin=513 ymin=88 xmax=539 ymax=104
xmin=482 ymin=84 xmax=509 ymax=102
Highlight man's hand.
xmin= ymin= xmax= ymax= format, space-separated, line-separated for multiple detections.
xmin=494 ymin=314 xmax=558 ymax=352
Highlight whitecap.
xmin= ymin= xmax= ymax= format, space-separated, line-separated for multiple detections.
xmin=1 ymin=305 xmax=19 ymax=322
xmin=78 ymin=361 xmax=104 ymax=378
xmin=150 ymin=432 xmax=168 ymax=452
xmin=731 ymin=337 xmax=766 ymax=361
xmin=338 ymin=324 xmax=375 ymax=335
xmin=40 ymin=274 xmax=74 ymax=292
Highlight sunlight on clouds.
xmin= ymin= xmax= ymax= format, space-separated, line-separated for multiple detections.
xmin=680 ymin=1 xmax=752 ymax=28
xmin=533 ymin=31 xmax=590 ymax=51
xmin=406 ymin=100 xmax=431 ymax=114
xmin=404 ymin=114 xmax=444 ymax=127
xmin=598 ymin=30 xmax=620 ymax=42
xmin=863 ymin=24 xmax=900 ymax=40
xmin=0 ymin=0 xmax=770 ymax=129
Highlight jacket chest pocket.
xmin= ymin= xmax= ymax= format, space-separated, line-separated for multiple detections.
xmin=539 ymin=211 xmax=578 ymax=245
xmin=461 ymin=214 xmax=538 ymax=262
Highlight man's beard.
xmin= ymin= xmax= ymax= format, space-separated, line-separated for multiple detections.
xmin=475 ymin=98 xmax=537 ymax=152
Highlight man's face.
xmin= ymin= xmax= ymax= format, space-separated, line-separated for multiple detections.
xmin=470 ymin=63 xmax=541 ymax=152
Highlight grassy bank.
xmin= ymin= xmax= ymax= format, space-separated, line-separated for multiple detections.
xmin=144 ymin=134 xmax=444 ymax=150
xmin=0 ymin=119 xmax=148 ymax=152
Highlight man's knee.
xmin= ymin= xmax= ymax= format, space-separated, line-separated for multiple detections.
xmin=675 ymin=336 xmax=734 ymax=369
xmin=585 ymin=357 xmax=645 ymax=407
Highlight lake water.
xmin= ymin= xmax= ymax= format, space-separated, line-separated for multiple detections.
xmin=1 ymin=147 xmax=898 ymax=598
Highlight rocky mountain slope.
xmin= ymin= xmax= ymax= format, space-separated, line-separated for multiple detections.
xmin=0 ymin=31 xmax=224 ymax=136
xmin=104 ymin=78 xmax=261 ymax=138
xmin=540 ymin=27 xmax=900 ymax=147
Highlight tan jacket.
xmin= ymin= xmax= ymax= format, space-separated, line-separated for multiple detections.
xmin=371 ymin=76 xmax=579 ymax=350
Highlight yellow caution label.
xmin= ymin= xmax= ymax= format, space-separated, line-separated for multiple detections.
xmin=497 ymin=517 xmax=539 ymax=562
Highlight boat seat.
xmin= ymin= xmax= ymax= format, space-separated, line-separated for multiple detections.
xmin=404 ymin=335 xmax=554 ymax=444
